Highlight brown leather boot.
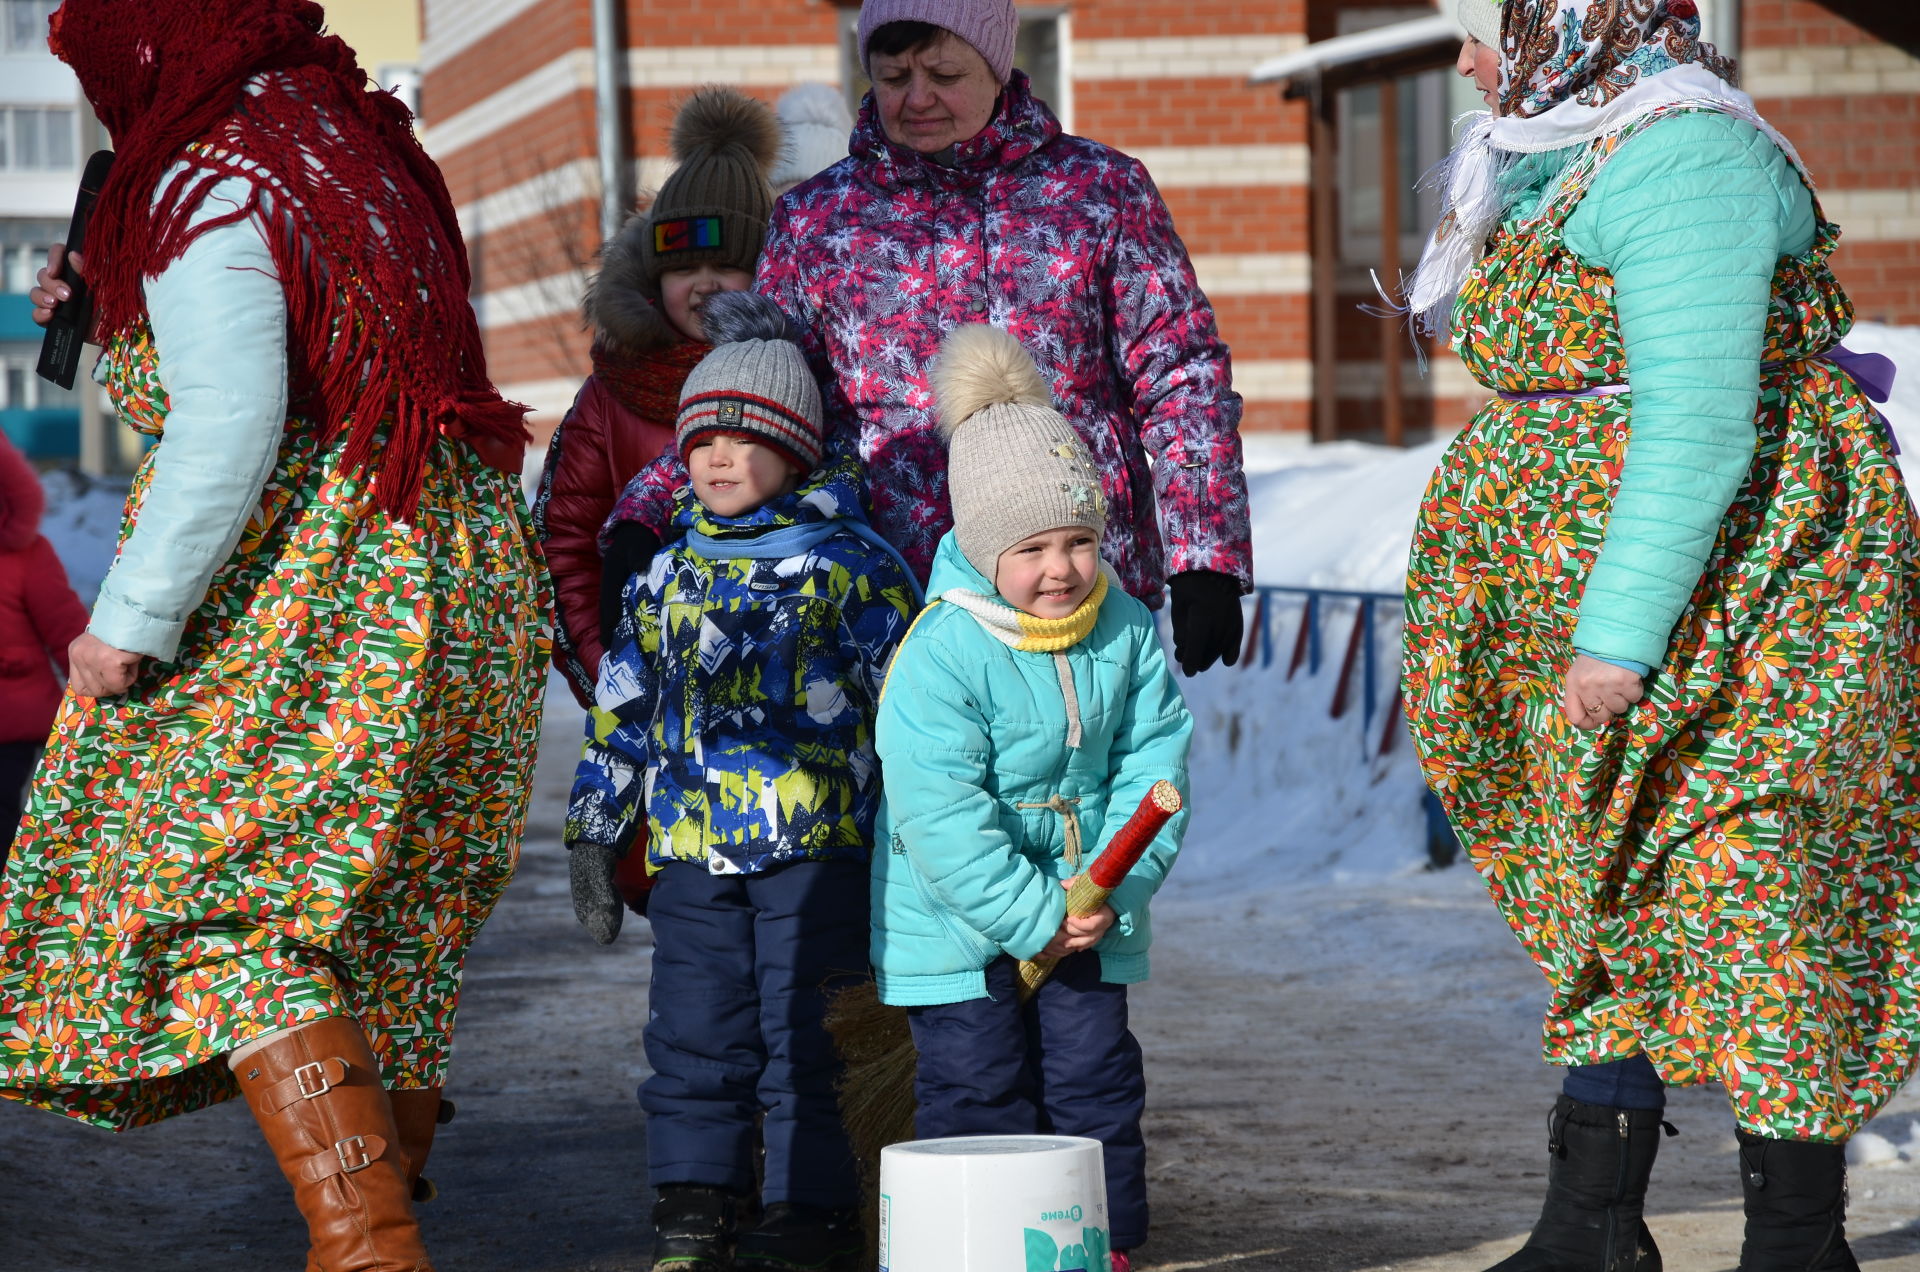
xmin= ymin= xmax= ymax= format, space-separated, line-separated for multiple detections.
xmin=234 ymin=1016 xmax=433 ymax=1272
xmin=387 ymin=1089 xmax=453 ymax=1202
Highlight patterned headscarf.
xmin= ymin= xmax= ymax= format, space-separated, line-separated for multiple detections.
xmin=1501 ymin=0 xmax=1734 ymax=118
xmin=1402 ymin=0 xmax=1780 ymax=336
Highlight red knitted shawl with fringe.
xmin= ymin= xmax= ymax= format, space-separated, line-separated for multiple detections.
xmin=50 ymin=0 xmax=526 ymax=519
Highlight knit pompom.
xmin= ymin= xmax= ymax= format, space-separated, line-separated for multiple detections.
xmin=671 ymin=86 xmax=780 ymax=172
xmin=699 ymin=291 xmax=797 ymax=347
xmin=776 ymin=82 xmax=851 ymax=131
xmin=933 ymin=324 xmax=1051 ymax=438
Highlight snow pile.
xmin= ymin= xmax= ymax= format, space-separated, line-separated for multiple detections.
xmin=36 ymin=468 xmax=127 ymax=606
xmin=1169 ymin=623 xmax=1432 ymax=895
xmin=1169 ymin=436 xmax=1443 ymax=893
xmin=1239 ymin=434 xmax=1447 ymax=594
xmin=1847 ymin=1115 xmax=1920 ymax=1170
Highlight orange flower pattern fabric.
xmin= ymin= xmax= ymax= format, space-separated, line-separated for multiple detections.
xmin=1404 ymin=112 xmax=1920 ymax=1141
xmin=0 ymin=329 xmax=549 ymax=1129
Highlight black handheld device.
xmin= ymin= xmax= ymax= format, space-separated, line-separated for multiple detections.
xmin=36 ymin=149 xmax=116 ymax=392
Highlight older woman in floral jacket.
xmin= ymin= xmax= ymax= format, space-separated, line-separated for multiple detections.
xmin=604 ymin=0 xmax=1251 ymax=676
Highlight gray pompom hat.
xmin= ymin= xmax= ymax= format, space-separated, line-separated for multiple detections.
xmin=676 ymin=292 xmax=825 ymax=473
xmin=933 ymin=324 xmax=1107 ymax=581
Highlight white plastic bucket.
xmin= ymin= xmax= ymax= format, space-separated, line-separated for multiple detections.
xmin=877 ymin=1134 xmax=1110 ymax=1272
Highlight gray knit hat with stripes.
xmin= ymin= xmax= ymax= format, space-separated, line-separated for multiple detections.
xmin=676 ymin=292 xmax=824 ymax=473
xmin=934 ymin=324 xmax=1107 ymax=580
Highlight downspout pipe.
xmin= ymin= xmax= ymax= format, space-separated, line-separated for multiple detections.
xmin=1711 ymin=0 xmax=1743 ymax=67
xmin=591 ymin=0 xmax=631 ymax=242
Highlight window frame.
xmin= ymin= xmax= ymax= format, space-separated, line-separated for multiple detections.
xmin=3 ymin=0 xmax=59 ymax=56
xmin=1335 ymin=68 xmax=1451 ymax=268
xmin=0 ymin=105 xmax=78 ymax=173
xmin=2 ymin=359 xmax=36 ymax=412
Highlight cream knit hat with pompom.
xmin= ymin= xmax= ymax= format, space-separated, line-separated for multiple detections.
xmin=934 ymin=325 xmax=1107 ymax=580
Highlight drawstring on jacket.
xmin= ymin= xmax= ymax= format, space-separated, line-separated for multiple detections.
xmin=1017 ymin=793 xmax=1083 ymax=870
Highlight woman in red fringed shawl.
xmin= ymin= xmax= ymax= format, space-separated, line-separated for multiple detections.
xmin=3 ymin=2 xmax=549 ymax=1265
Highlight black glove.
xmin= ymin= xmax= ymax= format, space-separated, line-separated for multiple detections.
xmin=568 ymin=843 xmax=624 ymax=945
xmin=599 ymin=522 xmax=661 ymax=645
xmin=1167 ymin=570 xmax=1244 ymax=677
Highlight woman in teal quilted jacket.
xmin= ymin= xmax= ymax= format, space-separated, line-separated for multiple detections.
xmin=873 ymin=325 xmax=1193 ymax=1270
xmin=1402 ymin=2 xmax=1920 ymax=1269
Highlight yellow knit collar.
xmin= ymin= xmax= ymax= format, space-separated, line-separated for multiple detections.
xmin=943 ymin=571 xmax=1109 ymax=652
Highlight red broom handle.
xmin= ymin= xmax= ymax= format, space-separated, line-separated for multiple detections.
xmin=1018 ymin=780 xmax=1182 ymax=1000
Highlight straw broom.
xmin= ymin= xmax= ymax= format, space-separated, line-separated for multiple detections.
xmin=828 ymin=780 xmax=1185 ymax=1183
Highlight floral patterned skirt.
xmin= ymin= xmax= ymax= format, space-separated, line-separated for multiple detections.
xmin=1404 ymin=360 xmax=1920 ymax=1141
xmin=0 ymin=423 xmax=549 ymax=1130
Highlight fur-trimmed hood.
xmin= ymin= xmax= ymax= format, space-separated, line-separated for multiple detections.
xmin=583 ymin=214 xmax=681 ymax=356
xmin=0 ymin=432 xmax=46 ymax=554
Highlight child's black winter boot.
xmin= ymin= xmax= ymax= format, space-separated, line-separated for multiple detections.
xmin=1488 ymin=1095 xmax=1667 ymax=1272
xmin=1735 ymin=1132 xmax=1861 ymax=1272
xmin=732 ymin=1202 xmax=863 ymax=1272
xmin=652 ymin=1184 xmax=739 ymax=1271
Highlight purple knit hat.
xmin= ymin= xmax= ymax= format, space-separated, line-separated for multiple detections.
xmin=857 ymin=0 xmax=1019 ymax=84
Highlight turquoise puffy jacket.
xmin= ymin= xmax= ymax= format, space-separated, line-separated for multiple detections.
xmin=871 ymin=534 xmax=1194 ymax=1006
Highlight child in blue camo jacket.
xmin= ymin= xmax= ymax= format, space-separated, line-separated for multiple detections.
xmin=563 ymin=290 xmax=917 ymax=1272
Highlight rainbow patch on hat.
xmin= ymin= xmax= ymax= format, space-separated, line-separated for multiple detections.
xmin=654 ymin=216 xmax=724 ymax=255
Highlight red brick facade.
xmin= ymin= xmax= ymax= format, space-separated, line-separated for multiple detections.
xmin=420 ymin=0 xmax=1919 ymax=440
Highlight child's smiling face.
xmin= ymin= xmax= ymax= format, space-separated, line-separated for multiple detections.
xmin=660 ymin=264 xmax=754 ymax=343
xmin=687 ymin=432 xmax=800 ymax=517
xmin=995 ymin=527 xmax=1101 ymax=619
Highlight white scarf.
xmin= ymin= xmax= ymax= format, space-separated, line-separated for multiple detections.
xmin=1404 ymin=65 xmax=1807 ymax=338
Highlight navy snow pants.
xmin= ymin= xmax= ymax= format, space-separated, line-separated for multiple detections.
xmin=641 ymin=859 xmax=869 ymax=1208
xmin=906 ymin=952 xmax=1149 ymax=1250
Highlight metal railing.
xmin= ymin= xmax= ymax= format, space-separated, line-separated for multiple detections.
xmin=1233 ymin=584 xmax=1407 ymax=760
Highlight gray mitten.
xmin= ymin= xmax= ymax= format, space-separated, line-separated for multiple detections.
xmin=568 ymin=843 xmax=624 ymax=945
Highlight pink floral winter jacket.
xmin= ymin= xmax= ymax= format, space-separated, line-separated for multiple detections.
xmin=607 ymin=73 xmax=1251 ymax=602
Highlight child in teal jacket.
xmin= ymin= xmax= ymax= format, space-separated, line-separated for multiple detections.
xmin=872 ymin=325 xmax=1194 ymax=1266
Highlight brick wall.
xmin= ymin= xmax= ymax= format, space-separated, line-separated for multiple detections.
xmin=1742 ymin=0 xmax=1920 ymax=322
xmin=419 ymin=0 xmax=1920 ymax=434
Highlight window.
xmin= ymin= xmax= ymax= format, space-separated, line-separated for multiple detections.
xmin=0 ymin=108 xmax=77 ymax=171
xmin=379 ymin=63 xmax=423 ymax=121
xmin=1328 ymin=9 xmax=1456 ymax=268
xmin=1337 ymin=69 xmax=1450 ymax=265
xmin=4 ymin=243 xmax=39 ymax=293
xmin=4 ymin=0 xmax=59 ymax=55
xmin=2 ymin=362 xmax=31 ymax=412
xmin=838 ymin=8 xmax=1068 ymax=126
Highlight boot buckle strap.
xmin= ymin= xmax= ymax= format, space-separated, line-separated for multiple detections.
xmin=336 ymin=1134 xmax=373 ymax=1174
xmin=297 ymin=1060 xmax=337 ymax=1100
xmin=299 ymin=1133 xmax=390 ymax=1183
xmin=264 ymin=1057 xmax=350 ymax=1112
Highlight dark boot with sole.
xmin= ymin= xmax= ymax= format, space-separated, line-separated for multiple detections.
xmin=652 ymin=1184 xmax=740 ymax=1272
xmin=1487 ymin=1095 xmax=1668 ymax=1272
xmin=733 ymin=1202 xmax=863 ymax=1272
xmin=1736 ymin=1132 xmax=1861 ymax=1272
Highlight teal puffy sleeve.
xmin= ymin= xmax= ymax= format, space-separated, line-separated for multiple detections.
xmin=875 ymin=624 xmax=1068 ymax=963
xmin=1563 ymin=110 xmax=1816 ymax=670
xmin=90 ymin=171 xmax=288 ymax=662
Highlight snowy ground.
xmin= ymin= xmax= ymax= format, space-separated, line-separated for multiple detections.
xmin=9 ymin=328 xmax=1920 ymax=1268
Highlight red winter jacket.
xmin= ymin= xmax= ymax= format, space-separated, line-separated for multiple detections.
xmin=533 ymin=215 xmax=708 ymax=706
xmin=0 ymin=436 xmax=88 ymax=745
